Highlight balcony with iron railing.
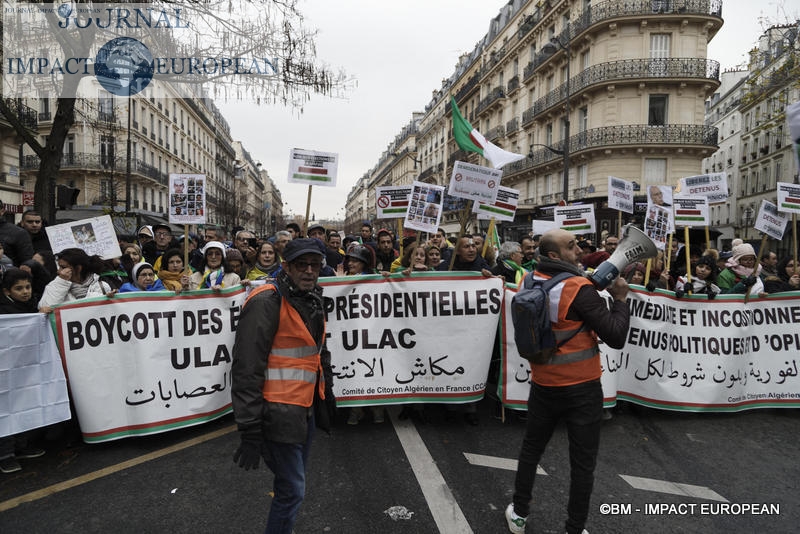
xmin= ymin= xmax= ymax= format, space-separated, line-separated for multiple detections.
xmin=506 ymin=117 xmax=519 ymax=135
xmin=485 ymin=125 xmax=505 ymax=142
xmin=507 ymin=75 xmax=520 ymax=95
xmin=476 ymin=86 xmax=506 ymax=116
xmin=453 ymin=72 xmax=482 ymax=104
xmin=519 ymin=0 xmax=722 ymax=88
xmin=530 ymin=57 xmax=720 ymax=119
xmin=2 ymin=98 xmax=38 ymax=130
xmin=503 ymin=123 xmax=719 ymax=177
xmin=22 ymin=152 xmax=169 ymax=186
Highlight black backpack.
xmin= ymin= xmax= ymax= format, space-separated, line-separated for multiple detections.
xmin=511 ymin=271 xmax=577 ymax=364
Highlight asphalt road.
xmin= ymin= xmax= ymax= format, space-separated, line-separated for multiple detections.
xmin=1 ymin=399 xmax=798 ymax=533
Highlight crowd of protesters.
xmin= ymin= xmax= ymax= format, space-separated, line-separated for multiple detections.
xmin=4 ymin=194 xmax=800 ymax=473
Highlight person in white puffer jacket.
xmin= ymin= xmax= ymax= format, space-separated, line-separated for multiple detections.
xmin=38 ymin=247 xmax=115 ymax=312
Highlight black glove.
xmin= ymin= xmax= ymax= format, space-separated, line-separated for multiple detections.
xmin=742 ymin=275 xmax=757 ymax=288
xmin=645 ymin=281 xmax=656 ymax=292
xmin=707 ymin=291 xmax=717 ymax=300
xmin=233 ymin=429 xmax=263 ymax=470
xmin=674 ymin=289 xmax=684 ymax=299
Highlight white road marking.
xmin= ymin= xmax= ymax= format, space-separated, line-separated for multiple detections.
xmin=620 ymin=474 xmax=728 ymax=502
xmin=390 ymin=411 xmax=473 ymax=534
xmin=463 ymin=452 xmax=548 ymax=475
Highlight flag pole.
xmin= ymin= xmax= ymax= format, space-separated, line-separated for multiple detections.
xmin=303 ymin=185 xmax=313 ymax=236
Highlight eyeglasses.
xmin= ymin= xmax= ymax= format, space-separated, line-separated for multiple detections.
xmin=292 ymin=260 xmax=323 ymax=271
xmin=155 ymin=232 xmax=171 ymax=237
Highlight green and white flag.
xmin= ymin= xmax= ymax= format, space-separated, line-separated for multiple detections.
xmin=451 ymin=97 xmax=525 ymax=169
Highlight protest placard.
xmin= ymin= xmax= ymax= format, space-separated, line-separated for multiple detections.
xmin=376 ymin=185 xmax=412 ymax=219
xmin=288 ymin=148 xmax=338 ymax=186
xmin=448 ymin=161 xmax=501 ymax=204
xmin=474 ymin=185 xmax=519 ymax=221
xmin=608 ymin=176 xmax=634 ymax=214
xmin=169 ymin=173 xmax=206 ymax=224
xmin=45 ymin=215 xmax=122 ymax=259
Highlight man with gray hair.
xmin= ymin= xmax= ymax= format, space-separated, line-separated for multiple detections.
xmin=491 ymin=241 xmax=527 ymax=285
xmin=273 ymin=230 xmax=292 ymax=261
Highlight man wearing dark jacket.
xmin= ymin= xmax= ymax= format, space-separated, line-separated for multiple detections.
xmin=19 ymin=210 xmax=51 ymax=253
xmin=231 ymin=238 xmax=334 ymax=534
xmin=0 ymin=200 xmax=34 ymax=266
xmin=505 ymin=228 xmax=630 ymax=534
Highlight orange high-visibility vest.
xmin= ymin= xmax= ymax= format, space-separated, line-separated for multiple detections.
xmin=245 ymin=284 xmax=325 ymax=407
xmin=530 ymin=273 xmax=601 ymax=387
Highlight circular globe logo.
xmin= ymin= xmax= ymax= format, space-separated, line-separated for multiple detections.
xmin=94 ymin=37 xmax=154 ymax=96
xmin=57 ymin=3 xmax=72 ymax=18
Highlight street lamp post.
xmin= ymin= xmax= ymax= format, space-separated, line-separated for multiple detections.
xmin=542 ymin=35 xmax=571 ymax=204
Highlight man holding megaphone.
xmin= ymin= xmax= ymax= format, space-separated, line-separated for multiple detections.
xmin=507 ymin=226 xmax=651 ymax=534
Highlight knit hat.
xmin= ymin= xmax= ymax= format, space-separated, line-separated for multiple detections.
xmin=131 ymin=262 xmax=154 ymax=280
xmin=202 ymin=241 xmax=226 ymax=255
xmin=731 ymin=243 xmax=756 ymax=263
xmin=225 ymin=248 xmax=244 ymax=263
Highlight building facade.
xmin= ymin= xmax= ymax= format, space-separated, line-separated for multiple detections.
xmin=348 ymin=0 xmax=725 ymax=243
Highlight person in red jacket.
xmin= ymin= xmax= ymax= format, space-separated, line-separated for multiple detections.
xmin=506 ymin=229 xmax=630 ymax=534
xmin=231 ymin=238 xmax=335 ymax=534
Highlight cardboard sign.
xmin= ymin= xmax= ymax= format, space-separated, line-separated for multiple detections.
xmin=169 ymin=173 xmax=206 ymax=224
xmin=376 ymin=186 xmax=412 ymax=219
xmin=448 ymin=161 xmax=501 ymax=204
xmin=288 ymin=148 xmax=338 ymax=187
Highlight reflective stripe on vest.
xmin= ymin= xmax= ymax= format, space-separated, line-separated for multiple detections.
xmin=531 ymin=272 xmax=601 ymax=386
xmin=245 ymin=283 xmax=325 ymax=407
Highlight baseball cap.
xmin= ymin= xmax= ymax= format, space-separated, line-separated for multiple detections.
xmin=283 ymin=238 xmax=325 ymax=263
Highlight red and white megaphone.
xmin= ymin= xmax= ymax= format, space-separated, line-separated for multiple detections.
xmin=590 ymin=224 xmax=658 ymax=289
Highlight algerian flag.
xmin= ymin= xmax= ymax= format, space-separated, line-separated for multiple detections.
xmin=451 ymin=96 xmax=526 ymax=169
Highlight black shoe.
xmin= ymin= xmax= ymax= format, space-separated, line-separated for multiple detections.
xmin=465 ymin=413 xmax=479 ymax=426
xmin=15 ymin=447 xmax=45 ymax=460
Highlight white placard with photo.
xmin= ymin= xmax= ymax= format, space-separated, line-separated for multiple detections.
xmin=45 ymin=215 xmax=122 ymax=259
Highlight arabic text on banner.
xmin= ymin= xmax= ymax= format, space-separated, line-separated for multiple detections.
xmin=51 ymin=288 xmax=247 ymax=442
xmin=320 ymin=273 xmax=503 ymax=405
xmin=500 ymin=288 xmax=800 ymax=411
xmin=0 ymin=313 xmax=71 ymax=438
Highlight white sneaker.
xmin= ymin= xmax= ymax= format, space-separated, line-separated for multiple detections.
xmin=505 ymin=503 xmax=526 ymax=533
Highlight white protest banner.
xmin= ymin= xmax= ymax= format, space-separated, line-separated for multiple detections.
xmin=404 ymin=181 xmax=444 ymax=233
xmin=532 ymin=219 xmax=558 ymax=235
xmin=608 ymin=176 xmax=634 ymax=214
xmin=678 ymin=173 xmax=729 ymax=204
xmin=500 ymin=287 xmax=800 ymax=411
xmin=673 ymin=196 xmax=709 ymax=227
xmin=755 ymin=200 xmax=790 ymax=240
xmin=319 ymin=273 xmax=504 ymax=406
xmin=45 ymin=215 xmax=122 ymax=259
xmin=376 ymin=185 xmax=412 ymax=219
xmin=169 ymin=173 xmax=206 ymax=224
xmin=0 ymin=314 xmax=71 ymax=438
xmin=51 ymin=288 xmax=246 ymax=442
xmin=554 ymin=204 xmax=596 ymax=234
xmin=474 ymin=185 xmax=519 ymax=221
xmin=288 ymin=148 xmax=338 ymax=186
xmin=776 ymin=182 xmax=800 ymax=214
xmin=448 ymin=161 xmax=501 ymax=204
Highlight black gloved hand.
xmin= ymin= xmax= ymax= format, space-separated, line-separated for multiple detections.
xmin=742 ymin=275 xmax=757 ymax=288
xmin=645 ymin=281 xmax=657 ymax=292
xmin=233 ymin=429 xmax=263 ymax=470
xmin=674 ymin=289 xmax=684 ymax=299
xmin=707 ymin=291 xmax=717 ymax=300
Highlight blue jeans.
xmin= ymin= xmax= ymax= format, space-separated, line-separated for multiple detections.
xmin=512 ymin=379 xmax=602 ymax=534
xmin=262 ymin=416 xmax=315 ymax=534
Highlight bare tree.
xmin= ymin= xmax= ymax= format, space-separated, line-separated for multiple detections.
xmin=0 ymin=0 xmax=350 ymax=223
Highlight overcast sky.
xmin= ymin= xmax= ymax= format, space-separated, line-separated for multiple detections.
xmin=220 ymin=0 xmax=796 ymax=223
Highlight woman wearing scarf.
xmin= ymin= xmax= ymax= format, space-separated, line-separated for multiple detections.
xmin=38 ymin=248 xmax=115 ymax=312
xmin=717 ymin=243 xmax=764 ymax=295
xmin=188 ymin=241 xmax=240 ymax=291
xmin=119 ymin=263 xmax=166 ymax=293
xmin=246 ymin=241 xmax=281 ymax=281
xmin=156 ymin=248 xmax=191 ymax=292
xmin=491 ymin=241 xmax=528 ymax=285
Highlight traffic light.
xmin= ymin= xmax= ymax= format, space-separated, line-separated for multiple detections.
xmin=56 ymin=184 xmax=80 ymax=209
